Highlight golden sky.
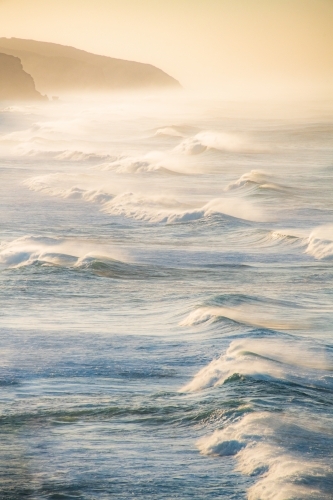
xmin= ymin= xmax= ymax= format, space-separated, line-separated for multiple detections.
xmin=1 ymin=0 xmax=333 ymax=97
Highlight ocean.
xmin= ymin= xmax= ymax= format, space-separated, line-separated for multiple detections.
xmin=0 ymin=95 xmax=332 ymax=499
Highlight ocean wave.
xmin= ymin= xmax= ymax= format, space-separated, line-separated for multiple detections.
xmin=102 ymin=192 xmax=194 ymax=222
xmin=268 ymin=228 xmax=307 ymax=246
xmin=0 ymin=236 xmax=125 ymax=270
xmin=1 ymin=121 xmax=75 ymax=143
xmin=152 ymin=124 xmax=199 ymax=138
xmin=179 ymin=293 xmax=307 ymax=331
xmin=198 ymin=412 xmax=333 ymax=500
xmin=176 ymin=131 xmax=261 ymax=155
xmin=94 ymin=151 xmax=182 ymax=175
xmin=55 ymin=150 xmax=113 ymax=162
xmin=0 ymin=235 xmax=172 ymax=279
xmin=226 ymin=170 xmax=288 ymax=192
xmin=24 ymin=174 xmax=114 ymax=203
xmin=103 ymin=193 xmax=265 ymax=223
xmin=154 ymin=127 xmax=186 ymax=138
xmin=18 ymin=149 xmax=62 ymax=158
xmin=76 ymin=254 xmax=168 ymax=279
xmin=306 ymin=225 xmax=333 ymax=260
xmin=0 ymin=105 xmax=39 ymax=114
xmin=24 ymin=171 xmax=266 ymax=223
xmin=180 ymin=338 xmax=333 ymax=392
xmin=179 ymin=305 xmax=303 ymax=331
xmin=18 ymin=149 xmax=113 ymax=162
xmin=225 ymin=227 xmax=307 ymax=252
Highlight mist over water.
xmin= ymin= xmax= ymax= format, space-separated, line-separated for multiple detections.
xmin=1 ymin=94 xmax=333 ymax=499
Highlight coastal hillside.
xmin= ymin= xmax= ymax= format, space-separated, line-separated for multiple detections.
xmin=0 ymin=38 xmax=181 ymax=95
xmin=0 ymin=52 xmax=46 ymax=101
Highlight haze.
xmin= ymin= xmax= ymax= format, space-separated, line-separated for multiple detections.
xmin=1 ymin=0 xmax=333 ymax=98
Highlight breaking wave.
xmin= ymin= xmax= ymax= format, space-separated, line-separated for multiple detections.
xmin=0 ymin=236 xmax=176 ymax=279
xmin=55 ymin=151 xmax=113 ymax=162
xmin=198 ymin=412 xmax=333 ymax=500
xmin=180 ymin=304 xmax=303 ymax=331
xmin=226 ymin=170 xmax=288 ymax=192
xmin=180 ymin=338 xmax=333 ymax=392
xmin=94 ymin=151 xmax=183 ymax=175
xmin=179 ymin=292 xmax=320 ymax=332
xmin=0 ymin=236 xmax=125 ymax=270
xmin=24 ymin=174 xmax=114 ymax=203
xmin=224 ymin=227 xmax=308 ymax=252
xmin=102 ymin=193 xmax=265 ymax=223
xmin=152 ymin=125 xmax=200 ymax=138
xmin=24 ymin=174 xmax=265 ymax=223
xmin=176 ymin=131 xmax=261 ymax=155
xmin=306 ymin=225 xmax=333 ymax=260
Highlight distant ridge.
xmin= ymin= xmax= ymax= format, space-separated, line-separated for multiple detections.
xmin=0 ymin=38 xmax=181 ymax=95
xmin=0 ymin=52 xmax=46 ymax=101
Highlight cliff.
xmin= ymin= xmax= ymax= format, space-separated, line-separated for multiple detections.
xmin=0 ymin=38 xmax=181 ymax=95
xmin=0 ymin=52 xmax=46 ymax=101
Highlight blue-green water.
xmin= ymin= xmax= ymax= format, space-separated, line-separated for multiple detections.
xmin=0 ymin=97 xmax=333 ymax=499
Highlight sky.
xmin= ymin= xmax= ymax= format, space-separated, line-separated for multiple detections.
xmin=1 ymin=0 xmax=333 ymax=98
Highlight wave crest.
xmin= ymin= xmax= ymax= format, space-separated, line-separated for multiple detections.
xmin=180 ymin=338 xmax=332 ymax=392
